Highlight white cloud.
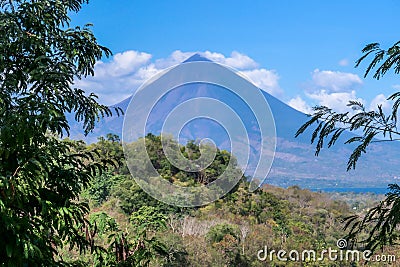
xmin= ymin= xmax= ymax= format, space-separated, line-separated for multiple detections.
xmin=297 ymin=69 xmax=365 ymax=114
xmin=288 ymin=96 xmax=312 ymax=114
xmin=306 ymin=90 xmax=364 ymax=113
xmin=290 ymin=91 xmax=392 ymax=116
xmin=94 ymin=50 xmax=152 ymax=77
xmin=203 ymin=51 xmax=258 ymax=69
xmin=74 ymin=50 xmax=152 ymax=104
xmin=369 ymin=94 xmax=390 ymax=111
xmin=154 ymin=50 xmax=258 ymax=70
xmin=154 ymin=50 xmax=194 ymax=68
xmin=74 ymin=50 xmax=281 ymax=105
xmin=311 ymin=69 xmax=362 ymax=93
xmin=242 ymin=69 xmax=282 ymax=96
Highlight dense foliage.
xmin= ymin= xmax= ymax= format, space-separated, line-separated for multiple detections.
xmin=0 ymin=0 xmax=120 ymax=265
xmin=63 ymin=134 xmax=397 ymax=266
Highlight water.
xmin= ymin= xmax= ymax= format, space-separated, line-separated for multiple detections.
xmin=310 ymin=187 xmax=389 ymax=195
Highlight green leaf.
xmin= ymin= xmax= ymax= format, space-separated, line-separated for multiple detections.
xmin=6 ymin=244 xmax=12 ymax=258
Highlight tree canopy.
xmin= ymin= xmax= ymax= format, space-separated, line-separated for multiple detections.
xmin=0 ymin=0 xmax=120 ymax=265
xmin=68 ymin=134 xmax=361 ymax=266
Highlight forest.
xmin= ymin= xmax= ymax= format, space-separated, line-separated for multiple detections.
xmin=58 ymin=134 xmax=398 ymax=266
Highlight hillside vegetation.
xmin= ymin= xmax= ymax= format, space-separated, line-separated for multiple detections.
xmin=60 ymin=134 xmax=398 ymax=266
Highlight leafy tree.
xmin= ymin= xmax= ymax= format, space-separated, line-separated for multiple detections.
xmin=127 ymin=206 xmax=168 ymax=266
xmin=206 ymin=223 xmax=245 ymax=266
xmin=0 ymin=0 xmax=120 ymax=265
xmin=84 ymin=172 xmax=124 ymax=206
xmin=296 ymin=41 xmax=400 ymax=251
xmin=89 ymin=134 xmax=127 ymax=173
xmin=206 ymin=223 xmax=240 ymax=245
xmin=89 ymin=211 xmax=119 ymax=237
xmin=157 ymin=232 xmax=189 ymax=267
xmin=76 ymin=206 xmax=169 ymax=267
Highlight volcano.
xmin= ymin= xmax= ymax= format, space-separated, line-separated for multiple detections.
xmin=69 ymin=54 xmax=400 ymax=191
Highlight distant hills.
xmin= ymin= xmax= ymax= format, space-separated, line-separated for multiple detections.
xmin=69 ymin=54 xmax=400 ymax=191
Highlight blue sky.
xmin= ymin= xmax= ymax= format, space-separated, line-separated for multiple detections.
xmin=71 ymin=0 xmax=400 ymax=114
